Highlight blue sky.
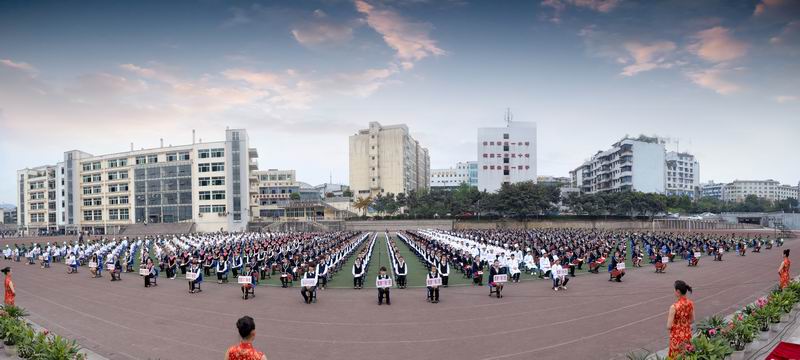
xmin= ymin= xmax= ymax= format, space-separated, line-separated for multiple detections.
xmin=0 ymin=0 xmax=799 ymax=203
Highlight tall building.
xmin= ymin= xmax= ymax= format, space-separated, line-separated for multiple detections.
xmin=250 ymin=169 xmax=298 ymax=220
xmin=349 ymin=122 xmax=430 ymax=199
xmin=665 ymin=151 xmax=700 ymax=198
xmin=570 ymin=136 xmax=666 ymax=194
xmin=17 ymin=128 xmax=257 ymax=234
xmin=477 ymin=119 xmax=537 ymax=192
xmin=537 ymin=176 xmax=571 ymax=188
xmin=722 ymin=179 xmax=798 ymax=202
xmin=700 ymin=181 xmax=726 ymax=200
xmin=430 ymin=161 xmax=475 ymax=189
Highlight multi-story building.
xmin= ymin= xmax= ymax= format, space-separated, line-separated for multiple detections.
xmin=537 ymin=176 xmax=571 ymax=188
xmin=722 ymin=180 xmax=799 ymax=202
xmin=570 ymin=136 xmax=666 ymax=194
xmin=665 ymin=151 xmax=700 ymax=198
xmin=250 ymin=169 xmax=297 ymax=220
xmin=477 ymin=120 xmax=537 ymax=192
xmin=430 ymin=161 xmax=474 ymax=189
xmin=2 ymin=208 xmax=17 ymax=225
xmin=349 ymin=122 xmax=430 ymax=199
xmin=17 ymin=128 xmax=257 ymax=234
xmin=467 ymin=161 xmax=478 ymax=187
xmin=700 ymin=181 xmax=726 ymax=200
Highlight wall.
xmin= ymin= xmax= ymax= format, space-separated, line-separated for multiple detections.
xmin=632 ymin=141 xmax=666 ymax=193
xmin=345 ymin=219 xmax=454 ymax=231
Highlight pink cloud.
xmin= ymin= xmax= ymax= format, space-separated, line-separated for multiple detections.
xmin=541 ymin=0 xmax=621 ymax=23
xmin=688 ymin=26 xmax=748 ymax=63
xmin=0 ymin=59 xmax=36 ymax=73
xmin=620 ymin=41 xmax=676 ymax=76
xmin=354 ymin=0 xmax=445 ymax=64
xmin=776 ymin=95 xmax=798 ymax=103
xmin=687 ymin=66 xmax=741 ymax=95
xmin=754 ymin=0 xmax=798 ymax=16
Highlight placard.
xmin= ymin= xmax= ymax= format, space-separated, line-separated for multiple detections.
xmin=301 ymin=278 xmax=318 ymax=287
xmin=186 ymin=272 xmax=198 ymax=281
xmin=555 ymin=268 xmax=569 ymax=278
xmin=694 ymin=252 xmax=701 ymax=258
xmin=539 ymin=258 xmax=551 ymax=272
xmin=493 ymin=274 xmax=508 ymax=283
xmin=38 ymin=255 xmax=43 ymax=261
xmin=107 ymin=263 xmax=115 ymax=271
xmin=88 ymin=262 xmax=97 ymax=269
xmin=139 ymin=268 xmax=149 ymax=276
xmin=376 ymin=278 xmax=393 ymax=288
xmin=661 ymin=257 xmax=669 ymax=264
xmin=426 ymin=277 xmax=442 ymax=287
xmin=238 ymin=276 xmax=252 ymax=284
xmin=616 ymin=263 xmax=626 ymax=270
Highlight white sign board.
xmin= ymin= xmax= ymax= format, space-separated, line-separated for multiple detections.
xmin=661 ymin=257 xmax=669 ymax=264
xmin=426 ymin=277 xmax=442 ymax=287
xmin=493 ymin=274 xmax=508 ymax=283
xmin=139 ymin=268 xmax=149 ymax=276
xmin=616 ymin=263 xmax=626 ymax=271
xmin=694 ymin=252 xmax=701 ymax=258
xmin=238 ymin=276 xmax=252 ymax=284
xmin=301 ymin=278 xmax=318 ymax=287
xmin=88 ymin=262 xmax=97 ymax=269
xmin=556 ymin=269 xmax=569 ymax=278
xmin=376 ymin=278 xmax=393 ymax=288
xmin=107 ymin=264 xmax=116 ymax=271
xmin=37 ymin=256 xmax=43 ymax=261
xmin=186 ymin=272 xmax=198 ymax=281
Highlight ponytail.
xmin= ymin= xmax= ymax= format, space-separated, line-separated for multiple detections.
xmin=675 ymin=280 xmax=692 ymax=295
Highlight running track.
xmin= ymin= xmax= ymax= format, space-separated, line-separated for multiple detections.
xmin=3 ymin=235 xmax=794 ymax=360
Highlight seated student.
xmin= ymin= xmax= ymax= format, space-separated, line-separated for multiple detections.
xmin=66 ymin=252 xmax=79 ymax=274
xmin=300 ymin=264 xmax=317 ymax=304
xmin=241 ymin=267 xmax=258 ymax=300
xmin=110 ymin=255 xmax=123 ymax=281
xmin=688 ymin=250 xmax=699 ymax=267
xmin=588 ymin=252 xmax=606 ymax=274
xmin=231 ymin=251 xmax=243 ymax=278
xmin=89 ymin=253 xmax=101 ymax=278
xmin=395 ymin=256 xmax=408 ymax=289
xmin=40 ymin=250 xmax=51 ymax=269
xmin=279 ymin=259 xmax=292 ymax=288
xmin=488 ymin=260 xmax=507 ymax=298
xmin=714 ymin=246 xmax=724 ymax=261
xmin=632 ymin=249 xmax=644 ymax=268
xmin=471 ymin=256 xmax=483 ymax=286
xmin=189 ymin=259 xmax=203 ymax=293
xmin=167 ymin=253 xmax=178 ymax=279
xmin=655 ymin=252 xmax=668 ymax=273
xmin=427 ymin=265 xmax=441 ymax=304
xmin=225 ymin=316 xmax=268 ymax=360
xmin=352 ymin=258 xmax=365 ymax=290
xmin=376 ymin=266 xmax=391 ymax=305
xmin=507 ymin=254 xmax=521 ymax=282
xmin=609 ymin=252 xmax=625 ymax=282
xmin=144 ymin=258 xmax=158 ymax=288
xmin=216 ymin=255 xmax=229 ymax=284
xmin=551 ymin=260 xmax=569 ymax=291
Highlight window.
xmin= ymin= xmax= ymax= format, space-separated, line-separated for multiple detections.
xmin=210 ymin=148 xmax=224 ymax=158
xmin=178 ymin=152 xmax=190 ymax=161
xmin=199 ymin=177 xmax=210 ymax=186
xmin=211 ymin=177 xmax=225 ymax=186
xmin=199 ymin=191 xmax=211 ymax=200
xmin=136 ymin=156 xmax=146 ymax=165
xmin=503 ymin=158 xmax=509 ymax=164
xmin=109 ymin=183 xmax=129 ymax=193
xmin=109 ymin=196 xmax=129 ymax=205
xmin=147 ymin=155 xmax=158 ymax=164
xmin=503 ymin=133 xmax=509 ymax=139
xmin=211 ymin=190 xmax=225 ymax=200
xmin=211 ymin=163 xmax=224 ymax=172
xmin=199 ymin=205 xmax=212 ymax=213
xmin=212 ymin=205 xmax=226 ymax=213
xmin=198 ymin=149 xmax=210 ymax=159
xmin=198 ymin=163 xmax=210 ymax=172
xmin=166 ymin=153 xmax=177 ymax=162
xmin=83 ymin=211 xmax=93 ymax=221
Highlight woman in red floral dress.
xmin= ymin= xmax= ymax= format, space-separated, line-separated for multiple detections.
xmin=779 ymin=249 xmax=791 ymax=290
xmin=226 ymin=316 xmax=267 ymax=360
xmin=668 ymin=280 xmax=694 ymax=358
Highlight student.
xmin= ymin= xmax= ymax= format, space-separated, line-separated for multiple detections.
xmin=488 ymin=260 xmax=506 ymax=298
xmin=668 ymin=281 xmax=694 ymax=358
xmin=216 ymin=255 xmax=229 ymax=284
xmin=242 ymin=267 xmax=258 ymax=300
xmin=89 ymin=253 xmax=101 ymax=278
xmin=471 ymin=256 xmax=483 ymax=286
xmin=317 ymin=259 xmax=328 ymax=290
xmin=189 ymin=259 xmax=203 ymax=294
xmin=231 ymin=251 xmax=243 ymax=278
xmin=144 ymin=258 xmax=158 ymax=288
xmin=301 ymin=264 xmax=317 ymax=304
xmin=551 ymin=260 xmax=569 ymax=291
xmin=225 ymin=316 xmax=268 ymax=360
xmin=167 ymin=252 xmax=178 ymax=279
xmin=439 ymin=255 xmax=450 ymax=287
xmin=67 ymin=252 xmax=79 ymax=274
xmin=352 ymin=258 xmax=365 ymax=289
xmin=2 ymin=267 xmax=14 ymax=306
xmin=376 ymin=266 xmax=391 ymax=305
xmin=395 ymin=256 xmax=408 ymax=289
xmin=111 ymin=255 xmax=123 ymax=281
xmin=427 ymin=265 xmax=441 ymax=304
xmin=279 ymin=259 xmax=292 ymax=288
xmin=508 ymin=254 xmax=521 ymax=283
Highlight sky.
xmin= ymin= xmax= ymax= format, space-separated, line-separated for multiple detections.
xmin=0 ymin=0 xmax=799 ymax=204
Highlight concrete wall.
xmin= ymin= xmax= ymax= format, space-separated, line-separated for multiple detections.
xmin=345 ymin=220 xmax=454 ymax=231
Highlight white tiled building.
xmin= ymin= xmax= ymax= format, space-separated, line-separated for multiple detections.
xmin=722 ymin=180 xmax=798 ymax=202
xmin=570 ymin=136 xmax=666 ymax=194
xmin=665 ymin=151 xmax=700 ymax=198
xmin=430 ymin=162 xmax=474 ymax=189
xmin=17 ymin=129 xmax=257 ymax=234
xmin=477 ymin=120 xmax=537 ymax=192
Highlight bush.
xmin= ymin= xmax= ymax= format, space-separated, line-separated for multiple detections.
xmin=696 ymin=315 xmax=727 ymax=338
xmin=2 ymin=304 xmax=30 ymax=319
xmin=722 ymin=314 xmax=757 ymax=351
xmin=673 ymin=335 xmax=733 ymax=360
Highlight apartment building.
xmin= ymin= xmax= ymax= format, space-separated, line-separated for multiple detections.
xmin=722 ymin=179 xmax=799 ymax=202
xmin=250 ymin=169 xmax=298 ymax=219
xmin=430 ymin=161 xmax=475 ymax=189
xmin=477 ymin=120 xmax=537 ymax=192
xmin=570 ymin=136 xmax=666 ymax=194
xmin=17 ymin=128 xmax=257 ymax=234
xmin=665 ymin=151 xmax=700 ymax=198
xmin=349 ymin=122 xmax=430 ymax=199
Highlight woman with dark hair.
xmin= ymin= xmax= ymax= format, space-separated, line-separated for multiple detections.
xmin=779 ymin=249 xmax=791 ymax=290
xmin=225 ymin=316 xmax=267 ymax=360
xmin=2 ymin=267 xmax=14 ymax=306
xmin=668 ymin=280 xmax=694 ymax=358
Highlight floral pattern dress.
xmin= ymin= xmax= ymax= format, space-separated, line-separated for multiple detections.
xmin=227 ymin=342 xmax=264 ymax=360
xmin=4 ymin=276 xmax=13 ymax=306
xmin=780 ymin=258 xmax=791 ymax=290
xmin=669 ymin=296 xmax=694 ymax=358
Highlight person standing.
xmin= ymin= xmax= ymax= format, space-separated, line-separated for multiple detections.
xmin=439 ymin=255 xmax=450 ymax=287
xmin=377 ymin=266 xmax=391 ymax=305
xmin=779 ymin=249 xmax=791 ymax=290
xmin=668 ymin=280 xmax=694 ymax=358
xmin=352 ymin=258 xmax=365 ymax=289
xmin=427 ymin=266 xmax=441 ymax=303
xmin=2 ymin=267 xmax=14 ymax=306
xmin=225 ymin=316 xmax=268 ymax=360
xmin=395 ymin=256 xmax=408 ymax=289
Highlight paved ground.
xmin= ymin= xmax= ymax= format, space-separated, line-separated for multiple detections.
xmin=2 ymin=234 xmax=794 ymax=360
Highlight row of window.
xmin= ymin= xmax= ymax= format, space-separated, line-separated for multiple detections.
xmin=199 ymin=205 xmax=226 ymax=213
xmin=82 ymin=209 xmax=130 ymax=221
xmin=30 ymin=193 xmax=45 ymax=200
xmin=198 ymin=177 xmax=225 ymax=186
xmin=29 ymin=182 xmax=45 ymax=190
xmin=81 ymin=162 xmax=102 ymax=171
xmin=482 ymin=165 xmax=532 ymax=170
xmin=81 ymin=184 xmax=129 ymax=194
xmin=198 ymin=148 xmax=224 ymax=159
xmin=107 ymin=171 xmax=129 ymax=181
xmin=199 ymin=191 xmax=226 ymax=200
xmin=30 ymin=203 xmax=46 ymax=210
xmin=30 ymin=214 xmax=46 ymax=223
xmin=482 ymin=153 xmax=531 ymax=158
xmin=198 ymin=163 xmax=225 ymax=172
xmin=82 ymin=196 xmax=130 ymax=207
xmin=482 ymin=141 xmax=531 ymax=146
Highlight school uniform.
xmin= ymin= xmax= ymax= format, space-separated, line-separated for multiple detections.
xmin=427 ymin=271 xmax=441 ymax=303
xmin=439 ymin=262 xmax=450 ymax=287
xmin=377 ymin=274 xmax=391 ymax=305
xmin=352 ymin=263 xmax=365 ymax=289
xmin=396 ymin=261 xmax=408 ymax=288
xmin=301 ymin=271 xmax=317 ymax=304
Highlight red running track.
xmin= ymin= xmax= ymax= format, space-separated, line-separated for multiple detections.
xmin=3 ymin=239 xmax=794 ymax=360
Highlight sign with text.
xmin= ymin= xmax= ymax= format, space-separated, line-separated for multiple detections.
xmin=88 ymin=262 xmax=97 ymax=269
xmin=616 ymin=263 xmax=626 ymax=271
xmin=139 ymin=268 xmax=149 ymax=276
xmin=493 ymin=274 xmax=508 ymax=283
xmin=426 ymin=277 xmax=442 ymax=287
xmin=694 ymin=252 xmax=701 ymax=258
xmin=555 ymin=269 xmax=569 ymax=278
xmin=661 ymin=257 xmax=669 ymax=264
xmin=376 ymin=278 xmax=393 ymax=288
xmin=301 ymin=278 xmax=318 ymax=287
xmin=107 ymin=264 xmax=115 ymax=271
xmin=186 ymin=272 xmax=198 ymax=281
xmin=238 ymin=276 xmax=252 ymax=284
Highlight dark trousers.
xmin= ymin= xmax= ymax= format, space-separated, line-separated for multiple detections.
xmin=204 ymin=266 xmax=211 ymax=276
xmin=378 ymin=288 xmax=390 ymax=304
xmin=512 ymin=272 xmax=521 ymax=282
xmin=301 ymin=287 xmax=316 ymax=303
xmin=473 ymin=274 xmax=483 ymax=286
xmin=397 ymin=275 xmax=407 ymax=288
xmin=144 ymin=274 xmax=155 ymax=287
xmin=427 ymin=286 xmax=440 ymax=301
xmin=217 ymin=272 xmax=227 ymax=282
xmin=232 ymin=268 xmax=239 ymax=277
xmin=442 ymin=275 xmax=449 ymax=287
xmin=190 ymin=280 xmax=200 ymax=292
xmin=354 ymin=276 xmax=363 ymax=288
xmin=180 ymin=265 xmax=187 ymax=274
xmin=319 ymin=275 xmax=327 ymax=288
xmin=280 ymin=275 xmax=290 ymax=287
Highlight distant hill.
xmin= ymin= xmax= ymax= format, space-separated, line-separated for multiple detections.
xmin=0 ymin=203 xmax=16 ymax=210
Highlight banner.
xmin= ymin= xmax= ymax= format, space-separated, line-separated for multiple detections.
xmin=186 ymin=272 xmax=198 ymax=281
xmin=661 ymin=257 xmax=669 ymax=264
xmin=238 ymin=276 xmax=252 ymax=284
xmin=694 ymin=252 xmax=701 ymax=258
xmin=107 ymin=264 xmax=115 ymax=271
xmin=139 ymin=268 xmax=149 ymax=276
xmin=301 ymin=278 xmax=318 ymax=287
xmin=426 ymin=277 xmax=442 ymax=287
xmin=616 ymin=263 xmax=626 ymax=270
xmin=376 ymin=278 xmax=393 ymax=288
xmin=556 ymin=268 xmax=569 ymax=278
xmin=493 ymin=274 xmax=508 ymax=283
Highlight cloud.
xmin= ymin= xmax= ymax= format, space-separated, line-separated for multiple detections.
xmin=688 ymin=26 xmax=748 ymax=63
xmin=770 ymin=21 xmax=800 ymax=45
xmin=619 ymin=41 xmax=676 ymax=76
xmin=221 ymin=7 xmax=252 ymax=28
xmin=776 ymin=95 xmax=798 ymax=103
xmin=291 ymin=10 xmax=356 ymax=47
xmin=354 ymin=0 xmax=445 ymax=65
xmin=332 ymin=66 xmax=398 ymax=97
xmin=754 ymin=0 xmax=800 ymax=17
xmin=0 ymin=59 xmax=36 ymax=74
xmin=686 ymin=66 xmax=741 ymax=95
xmin=541 ymin=0 xmax=622 ymax=23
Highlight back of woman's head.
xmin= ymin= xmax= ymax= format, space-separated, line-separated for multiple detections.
xmin=674 ymin=280 xmax=692 ymax=295
xmin=784 ymin=249 xmax=790 ymax=257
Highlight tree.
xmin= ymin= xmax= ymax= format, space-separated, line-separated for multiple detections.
xmin=342 ymin=189 xmax=353 ymax=198
xmin=353 ymin=196 xmax=372 ymax=217
xmin=289 ymin=192 xmax=301 ymax=200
